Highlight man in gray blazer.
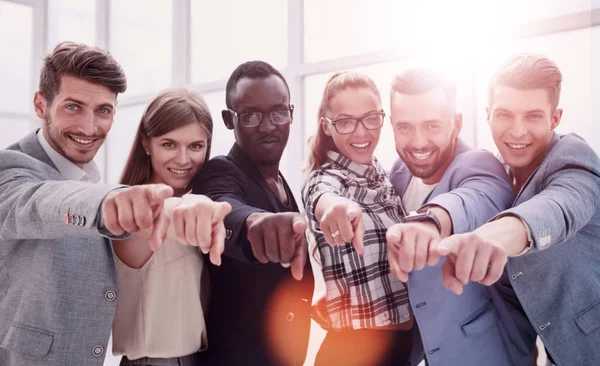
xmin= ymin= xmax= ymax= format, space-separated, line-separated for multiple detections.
xmin=0 ymin=42 xmax=228 ymax=365
xmin=437 ymin=54 xmax=600 ymax=365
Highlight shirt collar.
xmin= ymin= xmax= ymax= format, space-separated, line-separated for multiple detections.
xmin=37 ymin=130 xmax=102 ymax=183
xmin=325 ymin=150 xmax=387 ymax=183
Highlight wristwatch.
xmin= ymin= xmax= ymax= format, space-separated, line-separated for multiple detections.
xmin=403 ymin=209 xmax=442 ymax=234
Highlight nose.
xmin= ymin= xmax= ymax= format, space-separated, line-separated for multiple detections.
xmin=509 ymin=117 xmax=527 ymax=139
xmin=77 ymin=111 xmax=98 ymax=136
xmin=352 ymin=120 xmax=369 ymax=137
xmin=258 ymin=114 xmax=276 ymax=133
xmin=174 ymin=147 xmax=191 ymax=165
xmin=411 ymin=128 xmax=428 ymax=149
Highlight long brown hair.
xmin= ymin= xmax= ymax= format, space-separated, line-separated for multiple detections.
xmin=305 ymin=71 xmax=381 ymax=172
xmin=120 ymin=88 xmax=213 ymax=186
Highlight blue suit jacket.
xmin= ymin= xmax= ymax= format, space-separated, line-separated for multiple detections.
xmin=390 ymin=139 xmax=537 ymax=366
xmin=497 ymin=133 xmax=600 ymax=365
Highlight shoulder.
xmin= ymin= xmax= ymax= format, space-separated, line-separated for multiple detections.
xmin=0 ymin=149 xmax=58 ymax=179
xmin=536 ymin=134 xmax=600 ymax=179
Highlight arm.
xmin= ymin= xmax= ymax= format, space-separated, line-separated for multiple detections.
xmin=436 ymin=153 xmax=600 ymax=294
xmin=422 ymin=150 xmax=514 ymax=234
xmin=0 ymin=151 xmax=124 ymax=240
xmin=116 ymin=196 xmax=231 ymax=268
xmin=192 ymin=159 xmax=267 ymax=263
xmin=496 ymin=166 xmax=600 ymax=254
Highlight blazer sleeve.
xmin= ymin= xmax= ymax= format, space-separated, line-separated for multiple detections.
xmin=0 ymin=150 xmax=125 ymax=240
xmin=192 ymin=158 xmax=266 ymax=263
xmin=424 ymin=150 xmax=515 ymax=234
xmin=495 ymin=141 xmax=600 ymax=252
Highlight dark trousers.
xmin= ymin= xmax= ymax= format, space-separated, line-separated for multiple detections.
xmin=315 ymin=328 xmax=413 ymax=366
xmin=120 ymin=352 xmax=202 ymax=366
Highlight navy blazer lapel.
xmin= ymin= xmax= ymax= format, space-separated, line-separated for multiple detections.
xmin=227 ymin=143 xmax=282 ymax=212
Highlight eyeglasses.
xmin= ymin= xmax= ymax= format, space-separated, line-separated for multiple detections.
xmin=325 ymin=112 xmax=385 ymax=135
xmin=227 ymin=105 xmax=294 ymax=128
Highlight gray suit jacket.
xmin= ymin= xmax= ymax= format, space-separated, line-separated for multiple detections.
xmin=497 ymin=133 xmax=600 ymax=365
xmin=0 ymin=132 xmax=123 ymax=365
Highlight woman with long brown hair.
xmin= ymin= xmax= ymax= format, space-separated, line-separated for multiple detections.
xmin=112 ymin=88 xmax=219 ymax=366
xmin=302 ymin=72 xmax=412 ymax=365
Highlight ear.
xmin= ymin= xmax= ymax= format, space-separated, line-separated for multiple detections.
xmin=320 ymin=117 xmax=332 ymax=137
xmin=485 ymin=106 xmax=491 ymax=125
xmin=551 ymin=108 xmax=563 ymax=130
xmin=452 ymin=113 xmax=463 ymax=139
xmin=33 ymin=92 xmax=47 ymax=120
xmin=141 ymin=135 xmax=151 ymax=155
xmin=222 ymin=110 xmax=234 ymax=130
xmin=289 ymin=105 xmax=295 ymax=125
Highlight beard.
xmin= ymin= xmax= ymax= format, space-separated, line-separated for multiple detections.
xmin=400 ymin=140 xmax=455 ymax=180
xmin=44 ymin=114 xmax=104 ymax=165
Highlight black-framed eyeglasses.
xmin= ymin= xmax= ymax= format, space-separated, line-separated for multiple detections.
xmin=325 ymin=111 xmax=385 ymax=135
xmin=227 ymin=105 xmax=294 ymax=128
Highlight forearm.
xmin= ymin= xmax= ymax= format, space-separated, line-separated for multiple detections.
xmin=426 ymin=206 xmax=453 ymax=238
xmin=474 ymin=215 xmax=528 ymax=256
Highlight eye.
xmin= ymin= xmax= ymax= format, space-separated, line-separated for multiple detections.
xmin=395 ymin=124 xmax=411 ymax=132
xmin=191 ymin=143 xmax=205 ymax=150
xmin=66 ymin=104 xmax=79 ymax=111
xmin=527 ymin=114 xmax=543 ymax=120
xmin=496 ymin=111 xmax=511 ymax=119
xmin=426 ymin=123 xmax=440 ymax=130
xmin=98 ymin=107 xmax=110 ymax=114
xmin=162 ymin=142 xmax=175 ymax=148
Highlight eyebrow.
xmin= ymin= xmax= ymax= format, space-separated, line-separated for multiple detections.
xmin=334 ymin=110 xmax=381 ymax=119
xmin=62 ymin=98 xmax=115 ymax=109
xmin=160 ymin=137 xmax=207 ymax=144
xmin=238 ymin=104 xmax=288 ymax=113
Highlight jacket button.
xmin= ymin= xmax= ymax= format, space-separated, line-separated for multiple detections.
xmin=92 ymin=345 xmax=104 ymax=357
xmin=286 ymin=312 xmax=295 ymax=322
xmin=105 ymin=290 xmax=116 ymax=302
xmin=80 ymin=216 xmax=86 ymax=226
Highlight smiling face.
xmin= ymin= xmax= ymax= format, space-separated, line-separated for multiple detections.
xmin=34 ymin=74 xmax=117 ymax=167
xmin=144 ymin=122 xmax=209 ymax=193
xmin=322 ymin=87 xmax=383 ymax=165
xmin=390 ymin=88 xmax=462 ymax=184
xmin=487 ymin=85 xmax=562 ymax=180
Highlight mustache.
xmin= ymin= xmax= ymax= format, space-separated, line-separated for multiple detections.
xmin=257 ymin=134 xmax=281 ymax=144
xmin=403 ymin=146 xmax=438 ymax=154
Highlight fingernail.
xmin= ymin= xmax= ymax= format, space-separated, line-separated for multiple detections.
xmin=281 ymin=262 xmax=291 ymax=268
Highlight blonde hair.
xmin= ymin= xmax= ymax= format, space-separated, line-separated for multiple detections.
xmin=489 ymin=53 xmax=562 ymax=110
xmin=305 ymin=71 xmax=381 ymax=172
xmin=120 ymin=88 xmax=213 ymax=186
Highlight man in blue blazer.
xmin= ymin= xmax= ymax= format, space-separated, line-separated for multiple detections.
xmin=438 ymin=54 xmax=600 ymax=365
xmin=386 ymin=68 xmax=537 ymax=365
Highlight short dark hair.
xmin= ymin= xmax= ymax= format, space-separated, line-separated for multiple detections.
xmin=390 ymin=68 xmax=456 ymax=110
xmin=39 ymin=41 xmax=127 ymax=104
xmin=225 ymin=61 xmax=290 ymax=109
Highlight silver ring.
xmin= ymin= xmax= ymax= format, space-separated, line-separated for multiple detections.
xmin=331 ymin=231 xmax=340 ymax=238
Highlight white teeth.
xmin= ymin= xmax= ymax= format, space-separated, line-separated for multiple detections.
xmin=70 ymin=136 xmax=95 ymax=144
xmin=351 ymin=142 xmax=370 ymax=148
xmin=412 ymin=151 xmax=432 ymax=160
xmin=508 ymin=144 xmax=528 ymax=150
xmin=169 ymin=168 xmax=189 ymax=175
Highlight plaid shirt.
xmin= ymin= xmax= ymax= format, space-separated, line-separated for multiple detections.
xmin=302 ymin=151 xmax=411 ymax=330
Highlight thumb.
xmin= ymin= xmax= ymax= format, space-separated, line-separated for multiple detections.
xmin=212 ymin=202 xmax=232 ymax=224
xmin=147 ymin=184 xmax=174 ymax=205
xmin=386 ymin=224 xmax=403 ymax=246
xmin=435 ymin=235 xmax=462 ymax=256
xmin=292 ymin=214 xmax=307 ymax=235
